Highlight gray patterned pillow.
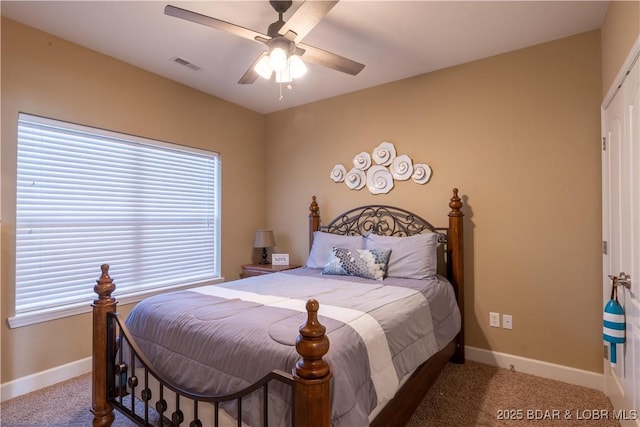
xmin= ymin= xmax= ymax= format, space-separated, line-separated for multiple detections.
xmin=322 ymin=247 xmax=392 ymax=281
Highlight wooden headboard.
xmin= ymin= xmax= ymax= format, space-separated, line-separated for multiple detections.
xmin=307 ymin=188 xmax=464 ymax=363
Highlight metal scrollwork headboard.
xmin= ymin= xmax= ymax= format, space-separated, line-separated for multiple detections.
xmin=319 ymin=205 xmax=448 ymax=243
xmin=308 ymin=189 xmax=465 ymax=363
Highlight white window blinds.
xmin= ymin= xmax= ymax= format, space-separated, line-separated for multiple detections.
xmin=14 ymin=113 xmax=221 ymax=321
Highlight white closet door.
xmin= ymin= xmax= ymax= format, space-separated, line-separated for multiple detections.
xmin=602 ymin=40 xmax=640 ymax=426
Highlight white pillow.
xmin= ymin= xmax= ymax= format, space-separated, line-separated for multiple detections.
xmin=364 ymin=232 xmax=439 ymax=279
xmin=305 ymin=231 xmax=364 ymax=269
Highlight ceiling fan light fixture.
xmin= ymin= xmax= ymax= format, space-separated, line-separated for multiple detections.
xmin=254 ymin=55 xmax=273 ymax=80
xmin=289 ymin=55 xmax=307 ymax=79
xmin=165 ymin=3 xmax=365 ymax=89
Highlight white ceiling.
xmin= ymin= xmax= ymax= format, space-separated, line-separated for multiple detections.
xmin=1 ymin=1 xmax=609 ymax=114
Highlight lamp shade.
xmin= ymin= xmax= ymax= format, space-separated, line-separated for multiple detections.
xmin=254 ymin=55 xmax=273 ymax=79
xmin=289 ymin=55 xmax=307 ymax=79
xmin=269 ymin=47 xmax=288 ymax=72
xmin=254 ymin=229 xmax=276 ymax=248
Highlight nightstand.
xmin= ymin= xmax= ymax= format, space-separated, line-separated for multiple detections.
xmin=240 ymin=264 xmax=301 ymax=279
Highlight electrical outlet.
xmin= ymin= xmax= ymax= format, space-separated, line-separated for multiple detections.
xmin=490 ymin=312 xmax=500 ymax=327
xmin=503 ymin=314 xmax=513 ymax=330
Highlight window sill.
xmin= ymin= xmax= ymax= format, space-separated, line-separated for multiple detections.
xmin=7 ymin=277 xmax=225 ymax=329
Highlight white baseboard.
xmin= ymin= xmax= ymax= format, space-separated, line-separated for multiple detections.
xmin=0 ymin=348 xmax=604 ymax=403
xmin=466 ymin=346 xmax=603 ymax=391
xmin=0 ymin=356 xmax=92 ymax=402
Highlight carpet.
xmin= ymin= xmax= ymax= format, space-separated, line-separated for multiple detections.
xmin=0 ymin=361 xmax=619 ymax=426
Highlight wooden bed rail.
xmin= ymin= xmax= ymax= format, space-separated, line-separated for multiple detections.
xmin=91 ymin=266 xmax=332 ymax=427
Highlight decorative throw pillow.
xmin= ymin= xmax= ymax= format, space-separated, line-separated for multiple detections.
xmin=364 ymin=232 xmax=440 ymax=279
xmin=305 ymin=232 xmax=364 ymax=269
xmin=322 ymin=247 xmax=392 ymax=281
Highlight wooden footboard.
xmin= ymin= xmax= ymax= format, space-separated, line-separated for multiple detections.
xmin=91 ymin=265 xmax=332 ymax=427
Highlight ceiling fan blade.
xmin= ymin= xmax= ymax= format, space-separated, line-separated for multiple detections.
xmin=238 ymin=52 xmax=267 ymax=84
xmin=278 ymin=1 xmax=339 ymax=43
xmin=298 ymin=43 xmax=365 ymax=76
xmin=165 ymin=5 xmax=267 ymax=43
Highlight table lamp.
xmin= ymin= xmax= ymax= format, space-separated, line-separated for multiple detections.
xmin=254 ymin=229 xmax=276 ymax=264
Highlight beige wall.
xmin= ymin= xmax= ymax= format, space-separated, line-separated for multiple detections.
xmin=3 ymin=1 xmax=638 ymax=388
xmin=601 ymin=0 xmax=640 ymax=96
xmin=264 ymin=31 xmax=603 ymax=372
xmin=0 ymin=18 xmax=265 ymax=383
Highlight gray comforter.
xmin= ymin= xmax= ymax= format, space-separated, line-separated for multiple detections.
xmin=125 ymin=268 xmax=461 ymax=427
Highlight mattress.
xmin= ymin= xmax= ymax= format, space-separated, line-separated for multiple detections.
xmin=124 ymin=267 xmax=461 ymax=427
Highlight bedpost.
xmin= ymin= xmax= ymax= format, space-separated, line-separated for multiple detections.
xmin=309 ymin=196 xmax=320 ymax=252
xmin=448 ymin=188 xmax=465 ymax=363
xmin=293 ymin=299 xmax=332 ymax=427
xmin=91 ymin=264 xmax=116 ymax=426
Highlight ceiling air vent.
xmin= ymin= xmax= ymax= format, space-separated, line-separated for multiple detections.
xmin=172 ymin=57 xmax=201 ymax=71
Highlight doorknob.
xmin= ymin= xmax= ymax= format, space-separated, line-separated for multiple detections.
xmin=608 ymin=272 xmax=632 ymax=290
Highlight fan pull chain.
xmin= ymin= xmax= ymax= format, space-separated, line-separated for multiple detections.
xmin=278 ymin=83 xmax=294 ymax=101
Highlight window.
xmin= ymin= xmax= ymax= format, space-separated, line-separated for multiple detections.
xmin=10 ymin=113 xmax=221 ymax=328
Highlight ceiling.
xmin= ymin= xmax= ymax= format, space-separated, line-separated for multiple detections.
xmin=1 ymin=1 xmax=609 ymax=114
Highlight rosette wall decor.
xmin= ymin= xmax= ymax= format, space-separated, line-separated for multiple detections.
xmin=330 ymin=164 xmax=346 ymax=183
xmin=412 ymin=164 xmax=432 ymax=184
xmin=372 ymin=142 xmax=396 ymax=166
xmin=353 ymin=152 xmax=372 ymax=170
xmin=366 ymin=165 xmax=394 ymax=194
xmin=390 ymin=155 xmax=414 ymax=181
xmin=345 ymin=168 xmax=366 ymax=190
xmin=330 ymin=141 xmax=433 ymax=194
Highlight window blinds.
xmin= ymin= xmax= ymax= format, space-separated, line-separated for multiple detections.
xmin=15 ymin=113 xmax=221 ymax=317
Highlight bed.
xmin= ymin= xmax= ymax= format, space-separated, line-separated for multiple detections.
xmin=91 ymin=188 xmax=465 ymax=427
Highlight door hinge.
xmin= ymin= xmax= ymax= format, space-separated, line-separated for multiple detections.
xmin=603 ymin=241 xmax=608 ymax=254
xmin=602 ymin=136 xmax=607 ymax=150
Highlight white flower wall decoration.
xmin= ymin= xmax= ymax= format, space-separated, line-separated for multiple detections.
xmin=412 ymin=164 xmax=432 ymax=184
xmin=372 ymin=142 xmax=396 ymax=166
xmin=330 ymin=141 xmax=432 ymax=194
xmin=345 ymin=168 xmax=366 ymax=190
xmin=366 ymin=165 xmax=394 ymax=194
xmin=352 ymin=152 xmax=371 ymax=170
xmin=330 ymin=164 xmax=346 ymax=183
xmin=390 ymin=155 xmax=413 ymax=181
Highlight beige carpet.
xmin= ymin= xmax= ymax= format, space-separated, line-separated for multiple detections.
xmin=1 ymin=361 xmax=619 ymax=427
xmin=407 ymin=361 xmax=619 ymax=427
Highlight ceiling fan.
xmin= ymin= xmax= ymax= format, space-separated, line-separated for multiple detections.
xmin=165 ymin=1 xmax=365 ymax=85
